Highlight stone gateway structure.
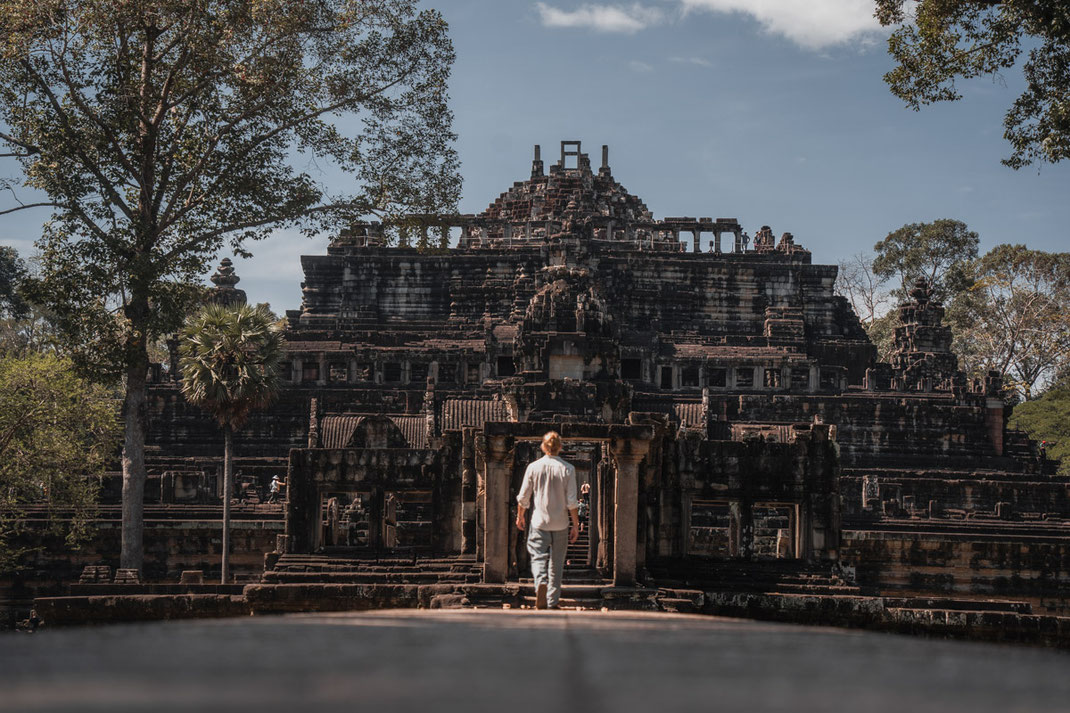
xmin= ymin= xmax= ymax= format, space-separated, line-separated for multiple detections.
xmin=12 ymin=142 xmax=1070 ymax=634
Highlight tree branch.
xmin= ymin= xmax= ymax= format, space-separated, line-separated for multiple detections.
xmin=0 ymin=202 xmax=60 ymax=217
xmin=18 ymin=58 xmax=136 ymax=223
xmin=0 ymin=131 xmax=41 ymax=156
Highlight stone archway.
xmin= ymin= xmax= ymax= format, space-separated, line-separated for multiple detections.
xmin=480 ymin=422 xmax=653 ymax=586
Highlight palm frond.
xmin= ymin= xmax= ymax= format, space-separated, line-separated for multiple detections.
xmin=178 ymin=303 xmax=285 ymax=430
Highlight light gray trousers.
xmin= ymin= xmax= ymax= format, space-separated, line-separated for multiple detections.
xmin=527 ymin=527 xmax=568 ymax=607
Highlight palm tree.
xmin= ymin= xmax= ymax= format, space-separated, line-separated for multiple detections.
xmin=179 ymin=303 xmax=284 ymax=583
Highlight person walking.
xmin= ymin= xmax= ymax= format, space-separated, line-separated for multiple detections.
xmin=516 ymin=431 xmax=579 ymax=610
xmin=267 ymin=474 xmax=285 ymax=504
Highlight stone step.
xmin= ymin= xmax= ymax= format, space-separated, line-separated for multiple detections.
xmin=518 ymin=596 xmax=603 ymax=610
xmin=773 ymin=583 xmax=862 ymax=596
xmin=262 ymin=571 xmax=480 ymax=585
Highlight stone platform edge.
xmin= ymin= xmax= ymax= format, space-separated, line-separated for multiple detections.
xmin=30 ymin=585 xmax=1070 ymax=649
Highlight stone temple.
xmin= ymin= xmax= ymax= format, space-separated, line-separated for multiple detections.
xmin=11 ymin=142 xmax=1070 ymax=632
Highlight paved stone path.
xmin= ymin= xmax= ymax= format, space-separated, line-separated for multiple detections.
xmin=3 ymin=610 xmax=1070 ymax=712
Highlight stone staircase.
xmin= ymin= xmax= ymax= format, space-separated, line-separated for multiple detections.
xmin=563 ymin=526 xmax=601 ymax=582
xmin=263 ymin=552 xmax=482 ymax=585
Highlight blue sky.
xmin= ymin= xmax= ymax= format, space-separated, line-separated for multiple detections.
xmin=3 ymin=0 xmax=1069 ymax=312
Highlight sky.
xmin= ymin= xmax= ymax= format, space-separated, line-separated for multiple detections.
xmin=3 ymin=0 xmax=1069 ymax=313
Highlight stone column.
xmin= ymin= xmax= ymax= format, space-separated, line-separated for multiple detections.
xmin=986 ymin=398 xmax=1005 ymax=456
xmin=482 ymin=434 xmax=514 ymax=583
xmin=610 ymin=436 xmax=650 ymax=587
xmin=692 ymin=231 xmax=700 ymax=254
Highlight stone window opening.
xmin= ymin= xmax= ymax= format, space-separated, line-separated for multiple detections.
xmin=280 ymin=362 xmax=294 ymax=382
xmin=620 ymin=358 xmax=642 ymax=380
xmin=384 ymin=362 xmax=402 ymax=383
xmin=302 ymin=361 xmax=320 ymax=382
xmin=682 ymin=366 xmax=701 ymax=388
xmin=735 ymin=367 xmax=754 ymax=388
xmin=466 ymin=363 xmax=481 ymax=385
xmin=790 ymin=367 xmax=810 ymax=390
xmin=819 ymin=369 xmax=839 ymax=391
xmin=764 ymin=369 xmax=782 ymax=389
xmin=707 ymin=367 xmax=727 ymax=388
xmin=560 ymin=140 xmax=581 ymax=169
xmin=447 ymin=226 xmax=464 ymax=248
xmin=496 ymin=356 xmax=516 ymax=377
xmin=660 ymin=366 xmax=674 ymax=390
xmin=688 ymin=499 xmax=732 ymax=558
xmin=411 ymin=363 xmax=429 ymax=384
xmin=437 ymin=364 xmax=456 ymax=383
xmin=328 ymin=362 xmax=348 ymax=383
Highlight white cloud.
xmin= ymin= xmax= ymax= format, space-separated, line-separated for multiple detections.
xmin=535 ymin=3 xmax=665 ymax=34
xmin=678 ymin=0 xmax=884 ymax=50
xmin=628 ymin=60 xmax=654 ymax=73
xmin=669 ymin=55 xmax=713 ymax=67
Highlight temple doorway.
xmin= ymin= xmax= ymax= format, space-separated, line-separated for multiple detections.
xmin=507 ymin=439 xmax=603 ymax=581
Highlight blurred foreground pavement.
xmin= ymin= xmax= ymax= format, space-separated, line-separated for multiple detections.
xmin=2 ymin=610 xmax=1070 ymax=713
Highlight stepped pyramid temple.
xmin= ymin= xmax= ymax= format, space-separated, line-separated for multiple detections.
xmin=12 ymin=142 xmax=1070 ymax=628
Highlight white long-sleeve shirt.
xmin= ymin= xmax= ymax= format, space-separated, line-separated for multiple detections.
xmin=517 ymin=454 xmax=578 ymax=532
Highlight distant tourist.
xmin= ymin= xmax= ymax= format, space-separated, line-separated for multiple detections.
xmin=268 ymin=475 xmax=285 ymax=504
xmin=578 ymin=482 xmax=592 ymax=532
xmin=516 ymin=431 xmax=579 ymax=610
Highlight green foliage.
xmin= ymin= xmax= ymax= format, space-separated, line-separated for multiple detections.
xmin=0 ymin=246 xmax=27 ymax=320
xmin=179 ymin=302 xmax=284 ymax=430
xmin=876 ymin=0 xmax=1070 ymax=168
xmin=0 ymin=247 xmax=65 ymax=356
xmin=872 ymin=219 xmax=979 ymax=301
xmin=2 ymin=0 xmax=459 ymax=381
xmin=0 ymin=352 xmax=118 ymax=571
xmin=866 ymin=311 xmax=899 ymax=363
xmin=1009 ymin=385 xmax=1070 ymax=474
xmin=946 ymin=244 xmax=1070 ymax=399
xmin=0 ymin=0 xmax=460 ymax=567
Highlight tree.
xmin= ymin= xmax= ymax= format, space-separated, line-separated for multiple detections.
xmin=1009 ymin=384 xmax=1070 ymax=475
xmin=876 ymin=0 xmax=1070 ymax=168
xmin=835 ymin=252 xmax=897 ymax=360
xmin=946 ymin=244 xmax=1070 ymax=400
xmin=0 ymin=247 xmax=63 ymax=356
xmin=0 ymin=246 xmax=27 ymax=320
xmin=0 ymin=352 xmax=118 ymax=571
xmin=872 ymin=219 xmax=979 ymax=302
xmin=836 ymin=252 xmax=895 ymax=326
xmin=0 ymin=1 xmax=460 ymax=570
xmin=179 ymin=302 xmax=283 ymax=583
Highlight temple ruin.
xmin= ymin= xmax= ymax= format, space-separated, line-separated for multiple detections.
xmin=11 ymin=142 xmax=1070 ymax=630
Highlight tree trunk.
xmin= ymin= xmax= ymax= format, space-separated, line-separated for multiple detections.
xmin=222 ymin=423 xmax=233 ymax=584
xmin=119 ymin=340 xmax=149 ymax=571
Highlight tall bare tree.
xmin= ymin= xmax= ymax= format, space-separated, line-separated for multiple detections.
xmin=836 ymin=252 xmax=893 ymax=325
xmin=0 ymin=0 xmax=460 ymax=570
xmin=836 ymin=252 xmax=897 ymax=362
